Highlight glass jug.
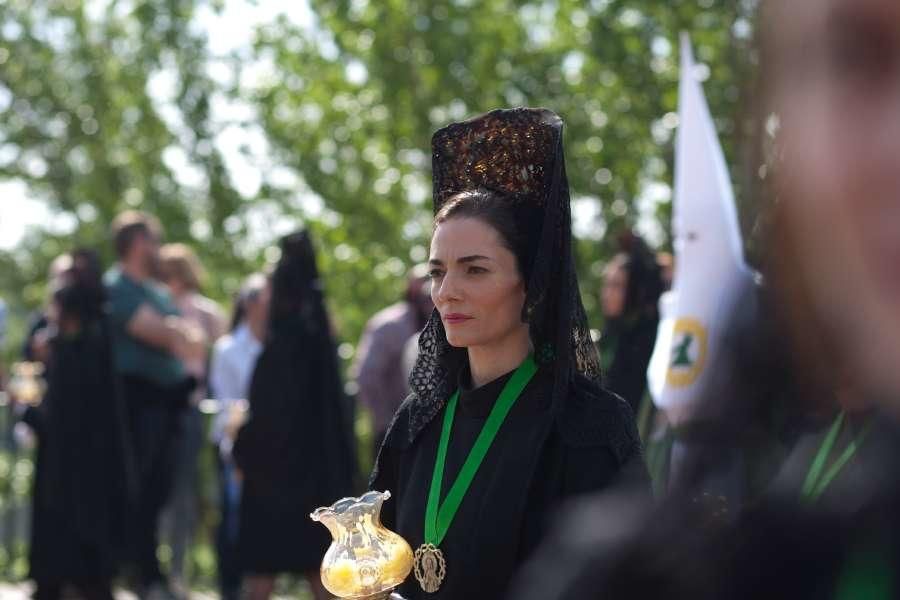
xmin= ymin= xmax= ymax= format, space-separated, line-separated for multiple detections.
xmin=310 ymin=490 xmax=413 ymax=599
xmin=8 ymin=362 xmax=46 ymax=406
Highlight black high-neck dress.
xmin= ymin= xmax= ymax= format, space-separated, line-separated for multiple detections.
xmin=233 ymin=315 xmax=357 ymax=575
xmin=24 ymin=320 xmax=134 ymax=593
xmin=371 ymin=364 xmax=646 ymax=599
xmin=600 ymin=314 xmax=659 ymax=414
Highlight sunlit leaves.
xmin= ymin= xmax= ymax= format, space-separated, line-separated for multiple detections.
xmin=0 ymin=0 xmax=760 ymax=361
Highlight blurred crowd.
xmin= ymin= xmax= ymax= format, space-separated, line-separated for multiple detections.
xmin=0 ymin=203 xmax=677 ymax=600
xmin=0 ymin=210 xmax=440 ymax=600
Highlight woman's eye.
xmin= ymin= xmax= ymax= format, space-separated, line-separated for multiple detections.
xmin=428 ymin=269 xmax=445 ymax=280
xmin=467 ymin=266 xmax=487 ymax=275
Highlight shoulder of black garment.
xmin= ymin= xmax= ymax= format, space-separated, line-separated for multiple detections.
xmin=376 ymin=371 xmax=640 ymax=466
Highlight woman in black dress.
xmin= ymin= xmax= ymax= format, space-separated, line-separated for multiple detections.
xmin=21 ymin=249 xmax=134 ymax=600
xmin=233 ymin=230 xmax=357 ymax=600
xmin=371 ymin=108 xmax=647 ymax=599
xmin=598 ymin=232 xmax=664 ymax=415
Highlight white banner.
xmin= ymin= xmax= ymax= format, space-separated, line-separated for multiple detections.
xmin=647 ymin=34 xmax=755 ymax=424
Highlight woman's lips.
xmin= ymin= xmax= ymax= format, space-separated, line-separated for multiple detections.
xmin=443 ymin=313 xmax=473 ymax=325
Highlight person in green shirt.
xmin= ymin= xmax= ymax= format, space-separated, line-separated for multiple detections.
xmin=104 ymin=210 xmax=206 ymax=600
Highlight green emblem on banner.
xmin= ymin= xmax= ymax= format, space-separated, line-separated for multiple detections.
xmin=666 ymin=318 xmax=708 ymax=387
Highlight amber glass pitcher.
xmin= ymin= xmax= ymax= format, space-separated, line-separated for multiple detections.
xmin=310 ymin=490 xmax=413 ymax=599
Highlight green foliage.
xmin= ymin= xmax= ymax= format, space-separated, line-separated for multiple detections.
xmin=0 ymin=0 xmax=252 ymax=361
xmin=1 ymin=0 xmax=759 ymax=361
xmin=248 ymin=0 xmax=761 ymax=329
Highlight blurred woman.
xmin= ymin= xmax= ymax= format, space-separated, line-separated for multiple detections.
xmin=157 ymin=243 xmax=226 ymax=589
xmin=208 ymin=273 xmax=270 ymax=600
xmin=233 ymin=231 xmax=356 ymax=600
xmin=598 ymin=232 xmax=664 ymax=414
xmin=20 ymin=249 xmax=133 ymax=600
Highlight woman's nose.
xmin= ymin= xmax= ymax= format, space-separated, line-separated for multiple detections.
xmin=434 ymin=272 xmax=461 ymax=305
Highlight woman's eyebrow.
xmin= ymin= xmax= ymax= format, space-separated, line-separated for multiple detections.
xmin=429 ymin=255 xmax=492 ymax=266
xmin=458 ymin=255 xmax=491 ymax=264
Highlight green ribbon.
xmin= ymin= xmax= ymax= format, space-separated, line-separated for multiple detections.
xmin=424 ymin=355 xmax=538 ymax=547
xmin=801 ymin=411 xmax=872 ymax=504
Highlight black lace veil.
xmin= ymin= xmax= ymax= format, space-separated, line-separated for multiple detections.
xmin=235 ymin=229 xmax=358 ymax=530
xmin=405 ymin=108 xmax=602 ymax=443
xmin=269 ymin=230 xmax=329 ymax=335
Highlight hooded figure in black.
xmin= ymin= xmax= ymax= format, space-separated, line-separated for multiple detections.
xmin=233 ymin=230 xmax=357 ymax=597
xmin=22 ymin=249 xmax=134 ymax=600
xmin=598 ymin=232 xmax=664 ymax=415
xmin=371 ymin=108 xmax=647 ymax=600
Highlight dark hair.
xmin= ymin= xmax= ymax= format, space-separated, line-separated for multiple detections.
xmin=110 ymin=210 xmax=162 ymax=259
xmin=269 ymin=230 xmax=326 ymax=333
xmin=54 ymin=248 xmax=106 ymax=323
xmin=434 ymin=189 xmax=541 ymax=282
xmin=229 ymin=272 xmax=269 ymax=331
xmin=612 ymin=231 xmax=664 ymax=317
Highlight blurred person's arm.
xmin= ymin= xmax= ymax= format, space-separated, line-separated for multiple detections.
xmin=127 ymin=303 xmax=206 ymax=360
xmin=169 ymin=315 xmax=208 ymax=363
xmin=354 ymin=322 xmax=391 ymax=410
xmin=207 ymin=301 xmax=228 ymax=343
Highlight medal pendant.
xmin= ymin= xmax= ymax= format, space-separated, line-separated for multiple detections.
xmin=413 ymin=543 xmax=447 ymax=593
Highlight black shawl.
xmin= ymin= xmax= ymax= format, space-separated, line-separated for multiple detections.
xmin=233 ymin=230 xmax=357 ymax=574
xmin=26 ymin=315 xmax=134 ymax=583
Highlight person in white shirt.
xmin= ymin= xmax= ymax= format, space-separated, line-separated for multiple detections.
xmin=207 ymin=273 xmax=270 ymax=600
xmin=209 ymin=273 xmax=270 ymax=448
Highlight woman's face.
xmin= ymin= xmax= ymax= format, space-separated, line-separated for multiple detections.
xmin=601 ymin=258 xmax=628 ymax=319
xmin=158 ymin=263 xmax=186 ymax=295
xmin=771 ymin=0 xmax=900 ymax=400
xmin=245 ymin=282 xmax=272 ymax=332
xmin=429 ymin=217 xmax=527 ymax=350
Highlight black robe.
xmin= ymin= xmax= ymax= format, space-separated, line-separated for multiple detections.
xmin=371 ymin=365 xmax=645 ymax=599
xmin=767 ymin=410 xmax=892 ymax=511
xmin=509 ymin=413 xmax=900 ymax=600
xmin=24 ymin=319 xmax=133 ymax=585
xmin=600 ymin=314 xmax=659 ymax=414
xmin=233 ymin=316 xmax=357 ymax=574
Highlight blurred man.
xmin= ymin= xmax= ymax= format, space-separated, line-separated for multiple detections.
xmin=352 ymin=266 xmax=433 ymax=455
xmin=104 ymin=211 xmax=204 ymax=600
